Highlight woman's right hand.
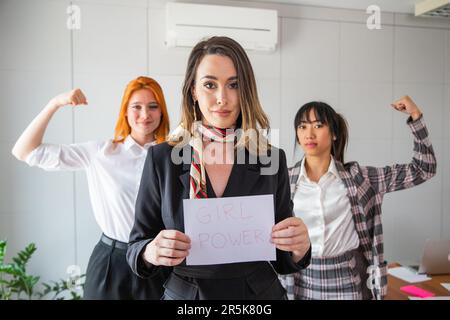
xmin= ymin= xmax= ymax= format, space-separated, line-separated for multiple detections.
xmin=142 ymin=230 xmax=191 ymax=267
xmin=48 ymin=88 xmax=88 ymax=109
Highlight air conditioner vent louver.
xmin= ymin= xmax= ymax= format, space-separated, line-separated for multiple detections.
xmin=166 ymin=2 xmax=278 ymax=51
xmin=415 ymin=0 xmax=450 ymax=18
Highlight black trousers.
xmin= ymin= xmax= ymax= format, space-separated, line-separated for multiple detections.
xmin=83 ymin=234 xmax=167 ymax=300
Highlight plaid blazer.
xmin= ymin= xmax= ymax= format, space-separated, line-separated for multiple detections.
xmin=286 ymin=116 xmax=436 ymax=299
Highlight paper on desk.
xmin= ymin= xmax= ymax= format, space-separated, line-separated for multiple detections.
xmin=388 ymin=267 xmax=431 ymax=283
xmin=441 ymin=283 xmax=450 ymax=292
xmin=409 ymin=296 xmax=450 ymax=300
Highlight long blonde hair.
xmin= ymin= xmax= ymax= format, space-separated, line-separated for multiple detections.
xmin=168 ymin=37 xmax=270 ymax=154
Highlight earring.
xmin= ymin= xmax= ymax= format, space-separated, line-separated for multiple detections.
xmin=193 ymin=100 xmax=198 ymax=121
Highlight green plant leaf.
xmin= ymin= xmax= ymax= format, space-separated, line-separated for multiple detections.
xmin=0 ymin=240 xmax=6 ymax=265
xmin=0 ymin=264 xmax=23 ymax=276
xmin=1 ymin=241 xmax=85 ymax=300
xmin=11 ymin=243 xmax=36 ymax=269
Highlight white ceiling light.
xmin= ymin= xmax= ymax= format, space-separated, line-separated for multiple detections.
xmin=415 ymin=0 xmax=450 ymax=17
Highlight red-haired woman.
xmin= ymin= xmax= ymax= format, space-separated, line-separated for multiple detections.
xmin=12 ymin=76 xmax=170 ymax=299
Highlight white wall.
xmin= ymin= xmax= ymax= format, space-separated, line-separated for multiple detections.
xmin=1 ymin=0 xmax=449 ymax=286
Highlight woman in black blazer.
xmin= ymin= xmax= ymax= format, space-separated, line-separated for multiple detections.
xmin=127 ymin=36 xmax=311 ymax=300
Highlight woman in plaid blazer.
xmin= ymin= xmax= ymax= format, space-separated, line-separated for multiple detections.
xmin=279 ymin=96 xmax=436 ymax=300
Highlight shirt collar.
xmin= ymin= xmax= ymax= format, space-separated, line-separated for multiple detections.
xmin=328 ymin=157 xmax=340 ymax=178
xmin=299 ymin=156 xmax=340 ymax=183
xmin=123 ymin=135 xmax=157 ymax=152
xmin=299 ymin=158 xmax=309 ymax=182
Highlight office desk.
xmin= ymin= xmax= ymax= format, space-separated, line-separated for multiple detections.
xmin=386 ymin=263 xmax=450 ymax=300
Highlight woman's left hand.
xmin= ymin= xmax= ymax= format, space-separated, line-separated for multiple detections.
xmin=391 ymin=95 xmax=422 ymax=121
xmin=271 ymin=217 xmax=310 ymax=263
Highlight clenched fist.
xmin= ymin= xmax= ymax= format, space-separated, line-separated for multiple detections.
xmin=49 ymin=88 xmax=88 ymax=109
xmin=391 ymin=95 xmax=422 ymax=121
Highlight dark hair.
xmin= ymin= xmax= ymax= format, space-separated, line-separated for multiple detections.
xmin=293 ymin=101 xmax=348 ymax=163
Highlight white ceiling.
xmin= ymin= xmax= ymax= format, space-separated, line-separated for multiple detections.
xmin=239 ymin=0 xmax=421 ymax=14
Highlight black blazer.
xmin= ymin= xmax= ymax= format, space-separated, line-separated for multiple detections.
xmin=127 ymin=142 xmax=311 ymax=299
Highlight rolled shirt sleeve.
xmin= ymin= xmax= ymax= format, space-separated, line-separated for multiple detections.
xmin=25 ymin=142 xmax=99 ymax=171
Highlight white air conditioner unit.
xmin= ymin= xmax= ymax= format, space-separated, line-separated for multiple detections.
xmin=166 ymin=2 xmax=278 ymax=51
xmin=415 ymin=0 xmax=450 ymax=17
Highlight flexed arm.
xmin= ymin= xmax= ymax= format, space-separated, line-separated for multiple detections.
xmin=11 ymin=89 xmax=87 ymax=161
xmin=362 ymin=95 xmax=436 ymax=194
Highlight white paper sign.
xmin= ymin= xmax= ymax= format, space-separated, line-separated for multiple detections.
xmin=183 ymin=194 xmax=276 ymax=265
xmin=387 ymin=267 xmax=431 ymax=283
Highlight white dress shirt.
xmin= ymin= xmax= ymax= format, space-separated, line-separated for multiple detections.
xmin=293 ymin=157 xmax=360 ymax=257
xmin=25 ymin=136 xmax=156 ymax=243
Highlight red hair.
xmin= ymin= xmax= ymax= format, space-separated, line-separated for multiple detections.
xmin=113 ymin=76 xmax=170 ymax=144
